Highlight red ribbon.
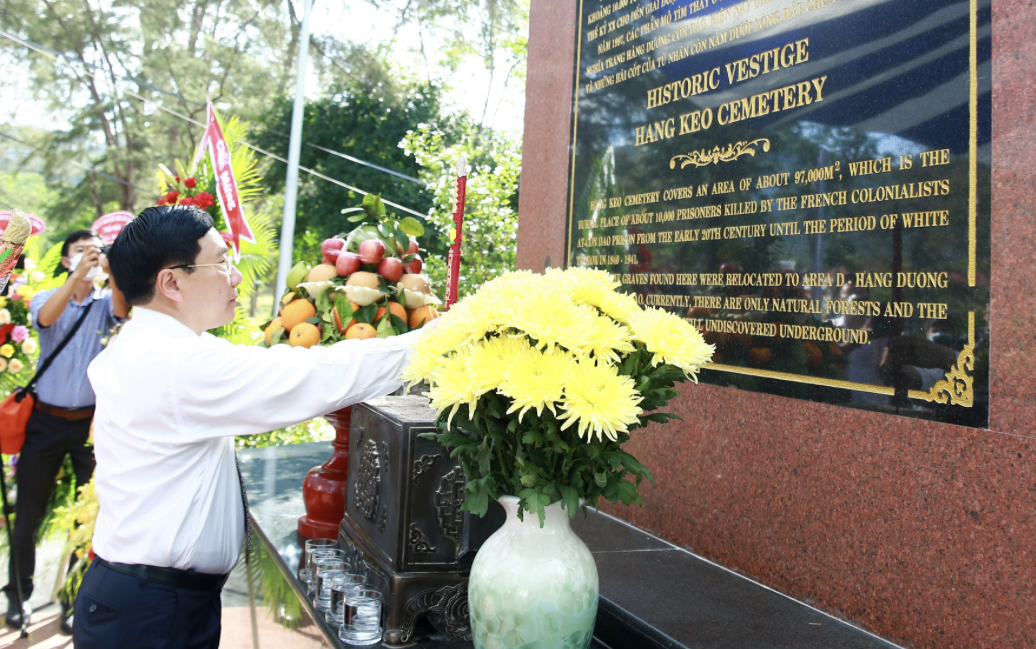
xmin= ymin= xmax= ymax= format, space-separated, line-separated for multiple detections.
xmin=444 ymin=172 xmax=467 ymax=311
xmin=194 ymin=103 xmax=255 ymax=259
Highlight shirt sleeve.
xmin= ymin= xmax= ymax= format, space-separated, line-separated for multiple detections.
xmin=171 ymin=329 xmax=425 ymax=440
xmin=30 ymin=288 xmax=55 ymax=329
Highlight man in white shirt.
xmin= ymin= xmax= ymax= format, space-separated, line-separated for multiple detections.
xmin=75 ymin=205 xmax=429 ymax=648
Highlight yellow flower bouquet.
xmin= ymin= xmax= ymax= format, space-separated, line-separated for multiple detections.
xmin=405 ymin=267 xmax=714 ymax=524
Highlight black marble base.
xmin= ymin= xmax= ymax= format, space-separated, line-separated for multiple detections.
xmin=239 ymin=441 xmax=899 ymax=649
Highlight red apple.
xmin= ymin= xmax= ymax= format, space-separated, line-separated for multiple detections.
xmin=378 ymin=257 xmax=404 ymax=283
xmin=336 ymin=251 xmax=362 ymax=276
xmin=321 ymin=237 xmax=345 ymax=264
xmin=407 ymin=237 xmax=419 ymax=255
xmin=403 ymin=254 xmax=423 ymax=275
xmin=358 ymin=239 xmax=386 ymax=265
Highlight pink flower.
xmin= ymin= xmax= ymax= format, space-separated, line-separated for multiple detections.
xmin=10 ymin=326 xmax=28 ymax=343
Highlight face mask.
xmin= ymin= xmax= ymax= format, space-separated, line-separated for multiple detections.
xmin=68 ymin=253 xmax=100 ymax=281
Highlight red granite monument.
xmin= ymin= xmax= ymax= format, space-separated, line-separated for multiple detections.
xmin=516 ymin=1 xmax=1031 ymax=648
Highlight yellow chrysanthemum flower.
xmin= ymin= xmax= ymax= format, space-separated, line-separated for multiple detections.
xmin=586 ymin=313 xmax=635 ymax=365
xmin=441 ymin=298 xmax=503 ymax=345
xmin=628 ymin=307 xmax=715 ymax=377
xmin=401 ymin=310 xmax=476 ymax=386
xmin=426 ymin=350 xmax=478 ymax=428
xmin=498 ymin=346 xmax=571 ymax=421
xmin=504 ymin=287 xmax=597 ymax=354
xmin=0 ymin=344 xmax=14 ymax=359
xmin=548 ymin=266 xmax=641 ymax=323
xmin=474 ymin=269 xmax=540 ymax=297
xmin=0 ymin=297 xmax=7 ymax=308
xmin=547 ymin=266 xmax=619 ymax=293
xmin=465 ymin=335 xmax=530 ymax=400
xmin=591 ymin=289 xmax=641 ymax=323
xmin=557 ymin=358 xmax=643 ymax=442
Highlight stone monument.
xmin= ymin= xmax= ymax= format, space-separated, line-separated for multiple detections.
xmin=517 ymin=1 xmax=1031 ymax=647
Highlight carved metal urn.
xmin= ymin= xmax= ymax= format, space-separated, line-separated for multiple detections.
xmin=339 ymin=396 xmax=504 ymax=645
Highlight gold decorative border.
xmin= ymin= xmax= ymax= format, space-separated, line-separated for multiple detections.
xmin=909 ymin=311 xmax=975 ymax=407
xmin=670 ymin=139 xmax=771 ymax=169
xmin=567 ymin=0 xmax=586 ymax=233
xmin=969 ymin=0 xmax=977 ymax=287
xmin=565 ymin=3 xmax=981 ymax=409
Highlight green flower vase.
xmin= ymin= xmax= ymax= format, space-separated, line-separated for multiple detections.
xmin=468 ymin=496 xmax=598 ymax=649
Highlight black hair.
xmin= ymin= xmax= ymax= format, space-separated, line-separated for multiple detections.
xmin=54 ymin=229 xmax=101 ymax=277
xmin=61 ymin=229 xmax=99 ymax=257
xmin=108 ymin=205 xmax=214 ymax=305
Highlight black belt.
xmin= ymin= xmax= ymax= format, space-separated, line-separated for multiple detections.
xmin=94 ymin=557 xmax=229 ymax=592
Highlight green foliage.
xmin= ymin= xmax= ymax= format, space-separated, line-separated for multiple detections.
xmin=235 ymin=537 xmax=306 ymax=629
xmin=422 ymin=344 xmax=691 ymax=526
xmin=250 ymin=76 xmax=445 ymax=262
xmin=235 ymin=418 xmax=334 ymax=450
xmin=401 ymin=123 xmax=520 ymax=301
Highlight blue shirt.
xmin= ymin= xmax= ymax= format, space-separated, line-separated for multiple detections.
xmin=31 ymin=287 xmax=121 ymax=408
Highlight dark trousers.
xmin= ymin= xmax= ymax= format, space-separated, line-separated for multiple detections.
xmin=3 ymin=408 xmax=95 ymax=602
xmin=73 ymin=559 xmax=221 ymax=649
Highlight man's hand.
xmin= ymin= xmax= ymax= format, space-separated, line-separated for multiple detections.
xmin=72 ymin=245 xmax=102 ymax=282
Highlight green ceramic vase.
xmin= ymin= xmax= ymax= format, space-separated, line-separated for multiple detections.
xmin=468 ymin=496 xmax=598 ymax=649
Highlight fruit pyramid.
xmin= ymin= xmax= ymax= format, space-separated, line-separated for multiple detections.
xmin=261 ymin=194 xmax=441 ymax=349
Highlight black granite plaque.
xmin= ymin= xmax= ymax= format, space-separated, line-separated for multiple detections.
xmin=566 ymin=0 xmax=992 ymax=427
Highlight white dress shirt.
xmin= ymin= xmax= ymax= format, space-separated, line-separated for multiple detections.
xmin=88 ymin=307 xmax=421 ymax=574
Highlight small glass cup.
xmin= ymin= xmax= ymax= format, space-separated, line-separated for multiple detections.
xmin=311 ymin=548 xmax=348 ymax=570
xmin=297 ymin=567 xmax=313 ymax=590
xmin=313 ymin=558 xmax=347 ymax=610
xmin=304 ymin=539 xmax=338 ymax=574
xmin=340 ymin=589 xmax=382 ymax=645
xmin=326 ymin=573 xmax=365 ymax=626
xmin=314 ymin=570 xmax=346 ymax=611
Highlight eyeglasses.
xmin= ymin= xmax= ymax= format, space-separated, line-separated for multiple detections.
xmin=169 ymin=261 xmax=236 ymax=275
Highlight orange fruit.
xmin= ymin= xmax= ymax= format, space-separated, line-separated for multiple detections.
xmin=280 ymin=299 xmax=316 ymax=332
xmin=288 ymin=322 xmax=321 ymax=348
xmin=264 ymin=317 xmax=283 ymax=345
xmin=408 ymin=305 xmax=439 ymax=329
xmin=345 ymin=322 xmax=376 ymax=340
xmin=332 ymin=301 xmax=362 ymax=333
xmin=375 ymin=302 xmax=408 ymax=327
xmin=747 ymin=347 xmax=772 ymax=368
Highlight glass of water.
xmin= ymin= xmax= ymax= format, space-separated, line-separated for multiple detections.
xmin=304 ymin=538 xmax=337 ymax=575
xmin=313 ymin=559 xmax=347 ymax=611
xmin=326 ymin=573 xmax=365 ymax=627
xmin=339 ymin=589 xmax=383 ymax=646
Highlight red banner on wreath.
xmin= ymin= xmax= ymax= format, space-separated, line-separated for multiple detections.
xmin=0 ymin=211 xmax=45 ymax=238
xmin=92 ymin=211 xmax=134 ymax=246
xmin=194 ymin=103 xmax=255 ymax=259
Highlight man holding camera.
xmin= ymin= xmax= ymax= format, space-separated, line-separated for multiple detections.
xmin=3 ymin=230 xmax=128 ymax=629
